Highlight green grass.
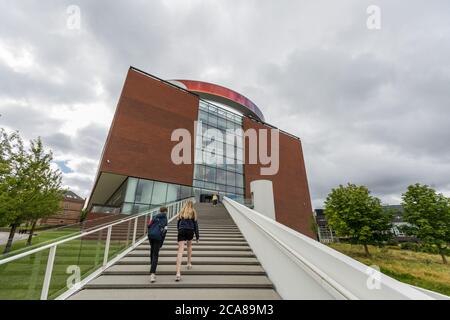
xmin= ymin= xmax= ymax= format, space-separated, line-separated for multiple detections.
xmin=0 ymin=232 xmax=144 ymax=299
xmin=329 ymin=243 xmax=450 ymax=296
xmin=0 ymin=227 xmax=82 ymax=258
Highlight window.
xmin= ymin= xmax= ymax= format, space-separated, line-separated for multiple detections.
xmin=180 ymin=185 xmax=193 ymax=199
xmin=205 ymin=166 xmax=216 ymax=183
xmin=166 ymin=183 xmax=180 ymax=203
xmin=194 ymin=165 xmax=204 ymax=180
xmin=151 ymin=182 xmax=168 ymax=205
xmin=132 ymin=204 xmax=150 ymax=214
xmin=125 ymin=178 xmax=138 ymax=202
xmin=199 ymin=110 xmax=208 ymax=123
xmin=236 ymin=173 xmax=244 ymax=188
xmin=226 ymin=171 xmax=235 ymax=186
xmin=216 ymin=169 xmax=226 ymax=185
xmin=135 ymin=179 xmax=153 ymax=204
xmin=208 ymin=113 xmax=218 ymax=127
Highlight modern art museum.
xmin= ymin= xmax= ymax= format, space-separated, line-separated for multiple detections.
xmin=87 ymin=67 xmax=314 ymax=238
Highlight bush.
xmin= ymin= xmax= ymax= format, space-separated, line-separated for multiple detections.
xmin=401 ymin=242 xmax=420 ymax=252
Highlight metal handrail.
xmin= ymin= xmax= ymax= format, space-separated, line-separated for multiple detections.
xmin=0 ymin=197 xmax=194 ymax=300
xmin=0 ymin=212 xmax=129 ymax=259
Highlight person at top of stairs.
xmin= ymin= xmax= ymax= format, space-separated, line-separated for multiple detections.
xmin=147 ymin=207 xmax=168 ymax=283
xmin=175 ymin=200 xmax=200 ymax=281
xmin=212 ymin=193 xmax=219 ymax=206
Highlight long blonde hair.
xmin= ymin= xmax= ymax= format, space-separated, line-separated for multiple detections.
xmin=177 ymin=200 xmax=198 ymax=220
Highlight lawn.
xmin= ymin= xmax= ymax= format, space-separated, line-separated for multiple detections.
xmin=328 ymin=243 xmax=450 ymax=296
xmin=0 ymin=227 xmax=82 ymax=258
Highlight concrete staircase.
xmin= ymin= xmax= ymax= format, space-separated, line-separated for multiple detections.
xmin=68 ymin=203 xmax=280 ymax=300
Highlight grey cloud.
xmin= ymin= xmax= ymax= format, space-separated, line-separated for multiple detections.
xmin=0 ymin=103 xmax=62 ymax=137
xmin=1 ymin=0 xmax=450 ymax=205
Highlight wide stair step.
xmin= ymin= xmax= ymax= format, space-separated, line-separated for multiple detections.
xmin=68 ymin=203 xmax=280 ymax=300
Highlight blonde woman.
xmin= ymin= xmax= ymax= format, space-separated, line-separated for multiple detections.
xmin=175 ymin=200 xmax=199 ymax=281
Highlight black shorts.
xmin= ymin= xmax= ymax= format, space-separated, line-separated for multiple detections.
xmin=177 ymin=229 xmax=194 ymax=242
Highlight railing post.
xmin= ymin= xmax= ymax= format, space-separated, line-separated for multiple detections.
xmin=41 ymin=245 xmax=57 ymax=300
xmin=132 ymin=217 xmax=138 ymax=245
xmin=103 ymin=226 xmax=112 ymax=267
xmin=144 ymin=214 xmax=148 ymax=235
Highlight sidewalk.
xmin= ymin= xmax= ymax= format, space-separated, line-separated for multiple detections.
xmin=0 ymin=231 xmax=28 ymax=245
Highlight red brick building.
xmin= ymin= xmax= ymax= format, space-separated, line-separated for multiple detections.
xmin=87 ymin=67 xmax=314 ymax=238
xmin=41 ymin=191 xmax=85 ymax=226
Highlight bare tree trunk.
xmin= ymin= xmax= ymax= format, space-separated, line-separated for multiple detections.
xmin=363 ymin=243 xmax=371 ymax=257
xmin=439 ymin=248 xmax=447 ymax=264
xmin=26 ymin=220 xmax=37 ymax=246
xmin=3 ymin=224 xmax=18 ymax=254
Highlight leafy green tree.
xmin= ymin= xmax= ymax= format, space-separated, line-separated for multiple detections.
xmin=0 ymin=129 xmax=28 ymax=249
xmin=24 ymin=138 xmax=63 ymax=246
xmin=0 ymin=129 xmax=63 ymax=253
xmin=324 ymin=183 xmax=393 ymax=256
xmin=402 ymin=184 xmax=450 ymax=264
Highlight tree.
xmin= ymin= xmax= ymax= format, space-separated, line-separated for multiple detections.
xmin=24 ymin=138 xmax=63 ymax=246
xmin=0 ymin=129 xmax=28 ymax=251
xmin=0 ymin=129 xmax=63 ymax=253
xmin=324 ymin=183 xmax=393 ymax=256
xmin=401 ymin=184 xmax=450 ymax=264
xmin=79 ymin=208 xmax=89 ymax=223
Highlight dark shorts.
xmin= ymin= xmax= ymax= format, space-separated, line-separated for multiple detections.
xmin=177 ymin=229 xmax=194 ymax=242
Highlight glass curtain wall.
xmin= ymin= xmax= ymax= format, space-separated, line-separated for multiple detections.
xmin=193 ymin=100 xmax=245 ymax=202
xmin=107 ymin=177 xmax=193 ymax=214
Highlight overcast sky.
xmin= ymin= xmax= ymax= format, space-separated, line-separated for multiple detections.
xmin=1 ymin=1 xmax=449 ymax=208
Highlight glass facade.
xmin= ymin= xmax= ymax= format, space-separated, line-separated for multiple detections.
xmin=193 ymin=100 xmax=245 ymax=202
xmin=107 ymin=177 xmax=193 ymax=214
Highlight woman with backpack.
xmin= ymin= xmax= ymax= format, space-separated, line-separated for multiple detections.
xmin=175 ymin=200 xmax=199 ymax=281
xmin=147 ymin=206 xmax=168 ymax=283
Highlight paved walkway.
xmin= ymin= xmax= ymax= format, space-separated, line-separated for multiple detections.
xmin=0 ymin=231 xmax=27 ymax=245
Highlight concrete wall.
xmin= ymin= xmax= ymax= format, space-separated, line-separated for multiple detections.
xmin=250 ymin=180 xmax=276 ymax=220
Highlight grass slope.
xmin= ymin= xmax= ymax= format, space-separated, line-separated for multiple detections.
xmin=329 ymin=243 xmax=450 ymax=296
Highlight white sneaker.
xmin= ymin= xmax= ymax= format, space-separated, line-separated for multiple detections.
xmin=187 ymin=263 xmax=193 ymax=270
xmin=150 ymin=274 xmax=156 ymax=283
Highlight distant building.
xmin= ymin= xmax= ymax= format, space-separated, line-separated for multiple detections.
xmin=313 ymin=209 xmax=337 ymax=243
xmin=313 ymin=205 xmax=416 ymax=243
xmin=385 ymin=205 xmax=416 ymax=242
xmin=40 ymin=191 xmax=85 ymax=226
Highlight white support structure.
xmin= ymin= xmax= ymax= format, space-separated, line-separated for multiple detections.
xmin=144 ymin=214 xmax=148 ymax=235
xmin=103 ymin=226 xmax=112 ymax=267
xmin=41 ymin=245 xmax=57 ymax=300
xmin=132 ymin=217 xmax=138 ymax=245
xmin=223 ymin=197 xmax=441 ymax=300
xmin=250 ymin=180 xmax=276 ymax=220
